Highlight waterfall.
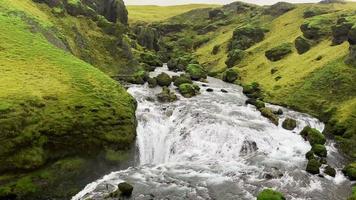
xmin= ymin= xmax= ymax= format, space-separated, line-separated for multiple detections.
xmin=72 ymin=66 xmax=351 ymax=200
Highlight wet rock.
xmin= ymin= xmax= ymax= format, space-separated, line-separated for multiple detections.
xmin=295 ymin=36 xmax=312 ymax=54
xmin=264 ymin=2 xmax=296 ymax=16
xmin=206 ymin=88 xmax=214 ymax=92
xmin=257 ymin=188 xmax=285 ymax=200
xmin=173 ymin=74 xmax=192 ymax=87
xmin=147 ymin=77 xmax=157 ymax=88
xmin=240 ymin=140 xmax=258 ymax=155
xmin=246 ymin=98 xmax=265 ymax=109
xmin=273 ymin=108 xmax=283 ymax=115
xmin=259 ymin=107 xmax=279 ymax=126
xmin=156 ymin=87 xmax=177 ymax=102
xmin=282 ymin=118 xmax=297 ymax=130
xmin=202 ymin=84 xmax=208 ymax=87
xmin=300 ymin=126 xmax=326 ymax=145
xmin=312 ymin=144 xmax=327 ymax=157
xmin=265 ymin=43 xmax=293 ymax=61
xmin=306 ymin=159 xmax=321 ymax=174
xmin=222 ymin=69 xmax=239 ymax=83
xmin=221 ymin=89 xmax=228 ymax=93
xmin=156 ymin=72 xmax=172 ymax=87
xmin=342 ymin=162 xmax=356 ymax=180
xmin=186 ymin=64 xmax=207 ymax=81
xmin=118 ymin=182 xmax=133 ymax=197
xmin=178 ymin=83 xmax=200 ymax=98
xmin=324 ymin=165 xmax=336 ymax=177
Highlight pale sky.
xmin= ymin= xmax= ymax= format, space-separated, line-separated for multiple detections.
xmin=124 ymin=0 xmax=324 ymax=5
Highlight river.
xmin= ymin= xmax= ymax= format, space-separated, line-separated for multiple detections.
xmin=72 ymin=65 xmax=352 ymax=200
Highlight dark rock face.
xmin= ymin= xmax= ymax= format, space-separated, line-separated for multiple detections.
xmin=134 ymin=26 xmax=160 ymax=51
xmin=332 ymin=18 xmax=353 ymax=45
xmin=295 ymin=36 xmax=312 ymax=54
xmin=83 ymin=0 xmax=128 ymax=24
xmin=264 ymin=2 xmax=296 ymax=16
xmin=229 ymin=26 xmax=267 ymax=50
xmin=265 ymin=43 xmax=293 ymax=61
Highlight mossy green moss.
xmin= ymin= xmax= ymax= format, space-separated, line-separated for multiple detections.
xmin=343 ymin=162 xmax=356 ymax=181
xmin=186 ymin=64 xmax=207 ymax=80
xmin=178 ymin=83 xmax=200 ymax=98
xmin=300 ymin=127 xmax=326 ymax=145
xmin=257 ymin=189 xmax=285 ymax=200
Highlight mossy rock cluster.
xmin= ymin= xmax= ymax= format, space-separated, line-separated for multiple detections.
xmin=257 ymin=188 xmax=285 ymax=200
xmin=222 ymin=69 xmax=239 ymax=83
xmin=259 ymin=107 xmax=279 ymax=126
xmin=139 ymin=51 xmax=163 ymax=69
xmin=343 ymin=163 xmax=356 ymax=181
xmin=156 ymin=87 xmax=177 ymax=102
xmin=301 ymin=16 xmax=334 ymax=40
xmin=242 ymin=82 xmax=263 ymax=99
xmin=167 ymin=55 xmax=198 ymax=72
xmin=225 ymin=49 xmax=246 ymax=68
xmin=300 ymin=126 xmax=326 ymax=145
xmin=265 ymin=43 xmax=293 ymax=61
xmin=129 ymin=70 xmax=149 ymax=84
xmin=147 ymin=77 xmax=158 ymax=88
xmin=178 ymin=83 xmax=200 ymax=98
xmin=133 ymin=25 xmax=160 ymax=51
xmin=282 ymin=118 xmax=297 ymax=130
xmin=246 ymin=98 xmax=265 ymax=109
xmin=228 ymin=25 xmax=267 ymax=50
xmin=306 ymin=159 xmax=322 ymax=174
xmin=156 ymin=72 xmax=172 ymax=87
xmin=173 ymin=74 xmax=193 ymax=87
xmin=185 ymin=64 xmax=207 ymax=81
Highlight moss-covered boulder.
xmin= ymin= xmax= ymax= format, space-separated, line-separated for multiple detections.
xmin=306 ymin=150 xmax=315 ymax=160
xmin=257 ymin=189 xmax=285 ymax=200
xmin=229 ymin=26 xmax=267 ymax=50
xmin=178 ymin=83 xmax=200 ymax=98
xmin=212 ymin=45 xmax=220 ymax=55
xmin=301 ymin=16 xmax=333 ymax=40
xmin=147 ymin=77 xmax=157 ymax=88
xmin=173 ymin=74 xmax=193 ymax=87
xmin=295 ymin=36 xmax=312 ymax=54
xmin=282 ymin=118 xmax=297 ymax=130
xmin=312 ymin=144 xmax=327 ymax=157
xmin=242 ymin=82 xmax=262 ymax=99
xmin=225 ymin=49 xmax=246 ymax=68
xmin=167 ymin=55 xmax=198 ymax=72
xmin=246 ymin=98 xmax=265 ymax=109
xmin=306 ymin=159 xmax=321 ymax=174
xmin=265 ymin=43 xmax=293 ymax=61
xmin=343 ymin=162 xmax=356 ymax=180
xmin=324 ymin=165 xmax=336 ymax=177
xmin=222 ymin=69 xmax=239 ymax=83
xmin=118 ymin=182 xmax=133 ymax=197
xmin=139 ymin=51 xmax=162 ymax=68
xmin=300 ymin=126 xmax=326 ymax=145
xmin=259 ymin=107 xmax=279 ymax=126
xmin=332 ymin=18 xmax=353 ymax=45
xmin=186 ymin=64 xmax=207 ymax=81
xmin=156 ymin=72 xmax=172 ymax=87
xmin=129 ymin=70 xmax=148 ymax=84
xmin=156 ymin=87 xmax=177 ymax=102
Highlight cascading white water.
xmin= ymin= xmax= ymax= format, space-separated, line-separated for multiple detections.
xmin=73 ymin=66 xmax=352 ymax=200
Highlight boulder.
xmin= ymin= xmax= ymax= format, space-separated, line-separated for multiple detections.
xmin=222 ymin=69 xmax=239 ymax=83
xmin=263 ymin=2 xmax=296 ymax=16
xmin=118 ymin=182 xmax=133 ymax=197
xmin=186 ymin=64 xmax=207 ymax=81
xmin=246 ymin=98 xmax=265 ymax=109
xmin=129 ymin=70 xmax=148 ymax=84
xmin=229 ymin=26 xmax=267 ymax=50
xmin=312 ymin=144 xmax=327 ymax=157
xmin=178 ymin=83 xmax=200 ymax=98
xmin=332 ymin=19 xmax=353 ymax=45
xmin=221 ymin=89 xmax=228 ymax=93
xmin=206 ymin=88 xmax=214 ymax=92
xmin=305 ymin=150 xmax=315 ymax=160
xmin=147 ymin=77 xmax=157 ymax=88
xmin=273 ymin=108 xmax=283 ymax=115
xmin=265 ymin=43 xmax=293 ymax=61
xmin=212 ymin=45 xmax=220 ymax=55
xmin=343 ymin=162 xmax=356 ymax=180
xmin=156 ymin=87 xmax=177 ymax=102
xmin=295 ymin=36 xmax=312 ymax=54
xmin=300 ymin=17 xmax=333 ymax=40
xmin=300 ymin=126 xmax=326 ymax=145
xmin=156 ymin=72 xmax=172 ymax=87
xmin=257 ymin=189 xmax=285 ymax=200
xmin=306 ymin=159 xmax=321 ymax=174
xmin=324 ymin=165 xmax=336 ymax=177
xmin=242 ymin=82 xmax=262 ymax=99
xmin=139 ymin=51 xmax=162 ymax=67
xmin=173 ymin=74 xmax=193 ymax=87
xmin=225 ymin=49 xmax=246 ymax=68
xmin=83 ymin=0 xmax=128 ymax=24
xmin=282 ymin=118 xmax=297 ymax=130
xmin=259 ymin=107 xmax=279 ymax=126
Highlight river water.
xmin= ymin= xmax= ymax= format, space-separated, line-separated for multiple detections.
xmin=73 ymin=66 xmax=352 ymax=200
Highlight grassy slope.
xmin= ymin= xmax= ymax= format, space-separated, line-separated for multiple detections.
xmin=0 ymin=0 xmax=136 ymax=198
xmin=127 ymin=4 xmax=219 ymax=23
xmin=159 ymin=2 xmax=356 ymax=159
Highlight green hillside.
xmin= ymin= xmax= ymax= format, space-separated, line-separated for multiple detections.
xmin=127 ymin=4 xmax=219 ymax=23
xmin=151 ymin=1 xmax=356 ymax=161
xmin=0 ymin=0 xmax=138 ymax=198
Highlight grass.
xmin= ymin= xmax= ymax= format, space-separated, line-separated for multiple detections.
xmin=127 ymin=4 xmax=219 ymax=23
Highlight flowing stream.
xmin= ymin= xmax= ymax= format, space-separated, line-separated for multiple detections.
xmin=73 ymin=66 xmax=352 ymax=200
